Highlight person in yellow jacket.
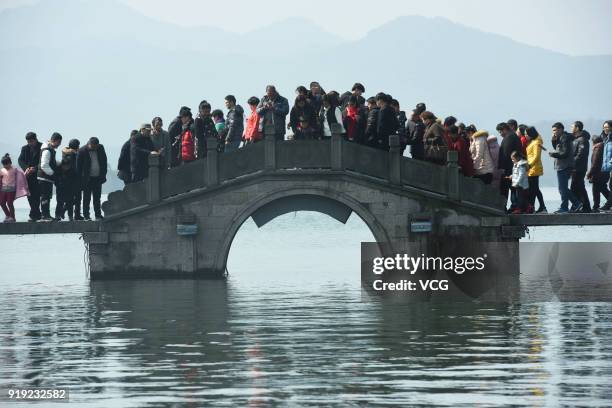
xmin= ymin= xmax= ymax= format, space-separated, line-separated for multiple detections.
xmin=526 ymin=126 xmax=547 ymax=213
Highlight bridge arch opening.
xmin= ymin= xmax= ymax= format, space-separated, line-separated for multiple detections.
xmin=219 ymin=191 xmax=386 ymax=282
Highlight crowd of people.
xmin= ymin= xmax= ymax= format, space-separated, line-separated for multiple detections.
xmin=1 ymin=82 xmax=611 ymax=222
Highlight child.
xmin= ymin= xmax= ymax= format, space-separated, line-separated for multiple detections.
xmin=0 ymin=154 xmax=29 ymax=222
xmin=507 ymin=151 xmax=529 ymax=214
xmin=211 ymin=109 xmax=226 ymax=153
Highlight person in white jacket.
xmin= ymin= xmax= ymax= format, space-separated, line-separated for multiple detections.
xmin=37 ymin=132 xmax=62 ymax=221
xmin=507 ymin=151 xmax=529 ymax=214
xmin=469 ymin=129 xmax=495 ymax=184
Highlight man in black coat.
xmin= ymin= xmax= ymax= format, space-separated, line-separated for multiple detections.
xmin=130 ymin=125 xmax=157 ymax=183
xmin=117 ymin=130 xmax=137 ymax=185
xmin=570 ymin=121 xmax=591 ymax=212
xmin=407 ymin=110 xmax=425 ymax=160
xmin=17 ymin=132 xmax=43 ymax=221
xmin=364 ymin=97 xmax=380 ymax=147
xmin=497 ymin=122 xmax=523 ymax=211
xmin=76 ymin=137 xmax=107 ymax=220
xmin=375 ymin=93 xmax=399 ymax=151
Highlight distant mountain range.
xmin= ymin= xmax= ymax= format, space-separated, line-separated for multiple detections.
xmin=0 ymin=0 xmax=609 ymax=188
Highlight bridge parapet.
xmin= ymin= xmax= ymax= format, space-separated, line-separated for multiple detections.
xmin=102 ymin=134 xmax=504 ymax=216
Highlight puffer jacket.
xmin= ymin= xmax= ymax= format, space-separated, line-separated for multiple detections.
xmin=587 ymin=136 xmax=606 ymax=179
xmin=470 ymin=130 xmax=494 ymax=175
xmin=573 ymin=130 xmax=590 ymax=173
xmin=550 ymin=131 xmax=575 ymax=171
xmin=526 ymin=135 xmax=544 ymax=177
xmin=224 ymin=105 xmax=245 ymax=143
xmin=511 ymin=159 xmax=529 ymax=189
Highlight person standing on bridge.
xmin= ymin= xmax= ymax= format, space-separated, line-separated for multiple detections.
xmin=257 ymin=85 xmax=290 ymax=141
xmin=77 ymin=137 xmax=107 ymax=221
xmin=289 ymin=95 xmax=317 ymax=140
xmin=37 ymin=132 xmax=62 ymax=222
xmin=243 ymin=97 xmax=262 ymax=145
xmin=1 ymin=154 xmax=29 ymax=223
xmin=58 ymin=139 xmax=82 ymax=220
xmin=549 ymin=122 xmax=580 ymax=214
xmin=599 ymin=120 xmax=612 ymax=212
xmin=117 ymin=130 xmax=137 ymax=185
xmin=508 ymin=150 xmax=529 ymax=214
xmin=407 ymin=109 xmax=425 ymax=160
xmin=194 ymin=101 xmax=218 ymax=158
xmin=587 ymin=133 xmax=610 ymax=212
xmin=168 ymin=107 xmax=192 ymax=167
xmin=525 ymin=126 xmax=547 ymax=213
xmin=18 ymin=132 xmax=42 ymax=222
xmin=131 ymin=125 xmax=158 ymax=183
xmin=497 ymin=122 xmax=522 ymax=212
xmin=151 ymin=117 xmax=170 ymax=169
xmin=390 ymin=99 xmax=408 ymax=154
xmin=343 ymin=95 xmax=367 ymax=143
xmin=364 ymin=97 xmax=380 ymax=147
xmin=470 ymin=129 xmax=494 ymax=184
xmin=449 ymin=125 xmax=474 ymax=177
xmin=340 ymin=82 xmax=366 ymax=111
xmin=570 ymin=121 xmax=592 ymax=213
xmin=421 ymin=111 xmax=447 ymax=165
xmin=179 ymin=110 xmax=196 ymax=163
xmin=307 ymin=81 xmax=325 ymax=115
xmin=376 ymin=93 xmax=399 ymax=151
xmin=320 ymin=93 xmax=344 ymax=140
xmin=222 ymin=95 xmax=244 ymax=152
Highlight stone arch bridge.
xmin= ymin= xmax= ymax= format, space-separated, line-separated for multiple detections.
xmin=84 ymin=131 xmax=518 ymax=279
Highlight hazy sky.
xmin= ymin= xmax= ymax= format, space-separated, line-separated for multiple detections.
xmin=1 ymin=0 xmax=611 ymax=55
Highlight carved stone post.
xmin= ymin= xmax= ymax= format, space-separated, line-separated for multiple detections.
xmin=264 ymin=123 xmax=276 ymax=170
xmin=147 ymin=153 xmax=161 ymax=203
xmin=330 ymin=123 xmax=344 ymax=170
xmin=388 ymin=134 xmax=401 ymax=184
xmin=206 ymin=137 xmax=218 ymax=186
xmin=446 ymin=150 xmax=460 ymax=200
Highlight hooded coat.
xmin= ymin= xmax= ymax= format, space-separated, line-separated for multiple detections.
xmin=572 ymin=130 xmax=590 ymax=173
xmin=470 ymin=130 xmax=495 ymax=175
xmin=587 ymin=137 xmax=607 ymax=179
xmin=511 ymin=159 xmax=529 ymax=189
xmin=224 ymin=105 xmax=245 ymax=143
xmin=526 ymin=135 xmax=544 ymax=177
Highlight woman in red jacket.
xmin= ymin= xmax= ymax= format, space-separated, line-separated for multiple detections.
xmin=243 ymin=96 xmax=262 ymax=144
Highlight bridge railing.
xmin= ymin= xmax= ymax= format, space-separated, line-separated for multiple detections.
xmin=102 ymin=124 xmax=504 ymax=216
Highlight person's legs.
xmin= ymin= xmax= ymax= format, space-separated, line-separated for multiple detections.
xmin=6 ymin=191 xmax=16 ymax=220
xmin=82 ymin=181 xmax=92 ymax=219
xmin=532 ymin=176 xmax=546 ymax=211
xmin=39 ymin=181 xmax=53 ymax=219
xmin=499 ymin=176 xmax=510 ymax=209
xmin=571 ymin=170 xmax=591 ymax=211
xmin=26 ymin=176 xmax=41 ymax=220
xmin=0 ymin=191 xmax=10 ymax=218
xmin=556 ymin=168 xmax=577 ymax=211
xmin=604 ymin=173 xmax=612 ymax=210
xmin=528 ymin=176 xmax=537 ymax=206
xmin=73 ymin=188 xmax=83 ymax=219
xmin=92 ymin=177 xmax=102 ymax=218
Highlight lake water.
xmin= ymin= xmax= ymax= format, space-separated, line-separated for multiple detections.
xmin=1 ymin=188 xmax=611 ymax=407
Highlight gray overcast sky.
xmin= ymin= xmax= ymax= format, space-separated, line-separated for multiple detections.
xmin=2 ymin=0 xmax=611 ymax=55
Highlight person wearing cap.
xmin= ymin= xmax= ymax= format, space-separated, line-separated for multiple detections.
xmin=256 ymin=85 xmax=290 ymax=141
xmin=18 ymin=132 xmax=43 ymax=221
xmin=76 ymin=137 xmax=107 ymax=220
xmin=130 ymin=124 xmax=157 ymax=184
